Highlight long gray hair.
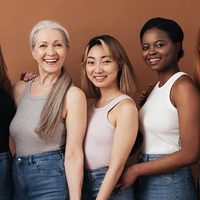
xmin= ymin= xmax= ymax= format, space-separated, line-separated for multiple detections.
xmin=31 ymin=20 xmax=72 ymax=139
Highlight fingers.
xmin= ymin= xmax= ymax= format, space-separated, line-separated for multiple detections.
xmin=115 ymin=182 xmax=122 ymax=189
xmin=22 ymin=71 xmax=38 ymax=82
xmin=20 ymin=71 xmax=27 ymax=81
xmin=114 ymin=186 xmax=126 ymax=197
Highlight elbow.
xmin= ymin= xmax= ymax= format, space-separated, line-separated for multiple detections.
xmin=65 ymin=147 xmax=83 ymax=161
xmin=184 ymin=151 xmax=199 ymax=165
xmin=189 ymin=154 xmax=199 ymax=165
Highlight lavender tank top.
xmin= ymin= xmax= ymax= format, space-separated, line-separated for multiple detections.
xmin=84 ymin=94 xmax=134 ymax=169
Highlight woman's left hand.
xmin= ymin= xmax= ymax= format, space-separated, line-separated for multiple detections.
xmin=114 ymin=165 xmax=137 ymax=197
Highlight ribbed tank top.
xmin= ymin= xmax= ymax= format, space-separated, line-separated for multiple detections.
xmin=10 ymin=80 xmax=66 ymax=156
xmin=84 ymin=94 xmax=135 ymax=169
xmin=139 ymin=72 xmax=187 ymax=154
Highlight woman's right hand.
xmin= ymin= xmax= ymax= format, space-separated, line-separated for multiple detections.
xmin=138 ymin=84 xmax=154 ymax=107
xmin=20 ymin=71 xmax=38 ymax=82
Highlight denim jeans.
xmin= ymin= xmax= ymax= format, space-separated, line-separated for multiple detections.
xmin=83 ymin=167 xmax=135 ymax=200
xmin=12 ymin=150 xmax=69 ymax=200
xmin=135 ymin=152 xmax=196 ymax=200
xmin=0 ymin=151 xmax=12 ymax=200
xmin=197 ymin=164 xmax=200 ymax=200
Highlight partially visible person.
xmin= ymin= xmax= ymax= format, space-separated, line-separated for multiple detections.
xmin=0 ymin=45 xmax=38 ymax=200
xmin=0 ymin=45 xmax=15 ymax=200
xmin=194 ymin=28 xmax=200 ymax=91
xmin=115 ymin=17 xmax=200 ymax=200
xmin=10 ymin=20 xmax=87 ymax=200
xmin=81 ymin=35 xmax=138 ymax=199
xmin=194 ymin=28 xmax=200 ymax=200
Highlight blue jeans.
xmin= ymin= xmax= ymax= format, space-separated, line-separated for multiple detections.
xmin=135 ymin=152 xmax=196 ymax=200
xmin=83 ymin=167 xmax=135 ymax=200
xmin=197 ymin=164 xmax=200 ymax=200
xmin=0 ymin=151 xmax=12 ymax=200
xmin=12 ymin=150 xmax=69 ymax=200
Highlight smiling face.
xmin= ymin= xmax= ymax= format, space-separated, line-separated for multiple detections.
xmin=86 ymin=45 xmax=119 ymax=90
xmin=31 ymin=28 xmax=67 ymax=75
xmin=141 ymin=28 xmax=179 ymax=72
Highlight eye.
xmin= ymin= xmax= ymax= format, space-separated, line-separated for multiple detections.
xmin=55 ymin=43 xmax=62 ymax=47
xmin=156 ymin=43 xmax=164 ymax=48
xmin=142 ymin=46 xmax=149 ymax=51
xmin=87 ymin=61 xmax=94 ymax=65
xmin=103 ymin=60 xmax=111 ymax=64
xmin=39 ymin=44 xmax=46 ymax=48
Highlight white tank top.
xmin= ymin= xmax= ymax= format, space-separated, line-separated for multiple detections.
xmin=139 ymin=72 xmax=187 ymax=154
xmin=84 ymin=94 xmax=134 ymax=169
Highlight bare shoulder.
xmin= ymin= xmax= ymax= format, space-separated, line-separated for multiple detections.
xmin=12 ymin=81 xmax=27 ymax=104
xmin=172 ymin=75 xmax=200 ymax=106
xmin=113 ymin=98 xmax=138 ymax=116
xmin=66 ymin=85 xmax=86 ymax=103
xmin=173 ymin=75 xmax=199 ymax=96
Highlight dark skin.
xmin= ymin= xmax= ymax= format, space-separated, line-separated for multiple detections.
xmin=115 ymin=28 xmax=200 ymax=196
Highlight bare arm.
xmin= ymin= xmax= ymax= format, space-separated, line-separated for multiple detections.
xmin=96 ymin=99 xmax=138 ymax=200
xmin=115 ymin=76 xmax=200 ymax=196
xmin=11 ymin=81 xmax=27 ymax=104
xmin=64 ymin=86 xmax=87 ymax=200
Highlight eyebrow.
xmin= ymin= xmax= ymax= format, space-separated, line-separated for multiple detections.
xmin=38 ymin=40 xmax=63 ymax=44
xmin=142 ymin=39 xmax=166 ymax=45
xmin=87 ymin=55 xmax=109 ymax=59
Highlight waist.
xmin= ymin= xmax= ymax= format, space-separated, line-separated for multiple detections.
xmin=13 ymin=149 xmax=65 ymax=164
xmin=84 ymin=166 xmax=109 ymax=175
xmin=0 ymin=150 xmax=12 ymax=160
xmin=138 ymin=152 xmax=191 ymax=172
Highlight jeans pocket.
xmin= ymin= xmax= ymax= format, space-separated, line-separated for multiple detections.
xmin=32 ymin=155 xmax=62 ymax=173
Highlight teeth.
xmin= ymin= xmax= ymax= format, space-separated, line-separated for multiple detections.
xmin=45 ymin=59 xmax=57 ymax=62
xmin=95 ymin=76 xmax=105 ymax=80
xmin=149 ymin=58 xmax=160 ymax=62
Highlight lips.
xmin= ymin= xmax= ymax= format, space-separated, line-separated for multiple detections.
xmin=148 ymin=57 xmax=161 ymax=65
xmin=94 ymin=76 xmax=107 ymax=81
xmin=149 ymin=58 xmax=160 ymax=62
xmin=44 ymin=59 xmax=58 ymax=63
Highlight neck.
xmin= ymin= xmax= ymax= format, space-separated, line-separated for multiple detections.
xmin=96 ymin=87 xmax=122 ymax=108
xmin=38 ymin=71 xmax=60 ymax=87
xmin=157 ymin=66 xmax=180 ymax=87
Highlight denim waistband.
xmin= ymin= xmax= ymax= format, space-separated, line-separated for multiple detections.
xmin=139 ymin=152 xmax=169 ymax=162
xmin=138 ymin=152 xmax=192 ymax=173
xmin=0 ymin=150 xmax=12 ymax=160
xmin=13 ymin=149 xmax=65 ymax=164
xmin=84 ymin=166 xmax=109 ymax=174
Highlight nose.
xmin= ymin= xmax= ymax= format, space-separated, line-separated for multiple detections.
xmin=94 ymin=63 xmax=103 ymax=73
xmin=148 ymin=46 xmax=157 ymax=55
xmin=46 ymin=45 xmax=56 ymax=56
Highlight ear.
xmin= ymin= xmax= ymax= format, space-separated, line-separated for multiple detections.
xmin=31 ymin=48 xmax=36 ymax=60
xmin=118 ymin=64 xmax=122 ymax=71
xmin=175 ymin=42 xmax=181 ymax=53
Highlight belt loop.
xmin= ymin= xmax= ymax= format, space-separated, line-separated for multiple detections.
xmin=29 ymin=155 xmax=33 ymax=165
xmin=8 ymin=150 xmax=12 ymax=160
xmin=87 ymin=170 xmax=92 ymax=180
xmin=59 ymin=149 xmax=65 ymax=159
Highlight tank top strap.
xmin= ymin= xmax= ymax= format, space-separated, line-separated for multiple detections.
xmin=106 ymin=94 xmax=134 ymax=112
xmin=17 ymin=79 xmax=35 ymax=106
xmin=159 ymin=72 xmax=187 ymax=90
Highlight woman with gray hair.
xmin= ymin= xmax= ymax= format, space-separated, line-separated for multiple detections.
xmin=10 ymin=20 xmax=87 ymax=200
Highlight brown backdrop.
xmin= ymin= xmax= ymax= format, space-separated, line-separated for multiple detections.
xmin=1 ymin=0 xmax=199 ymax=185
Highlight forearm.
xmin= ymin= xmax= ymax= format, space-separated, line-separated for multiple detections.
xmin=96 ymin=166 xmax=124 ymax=200
xmin=65 ymin=151 xmax=84 ymax=200
xmin=133 ymin=149 xmax=198 ymax=178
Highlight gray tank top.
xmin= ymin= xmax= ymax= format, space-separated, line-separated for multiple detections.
xmin=10 ymin=80 xmax=66 ymax=156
